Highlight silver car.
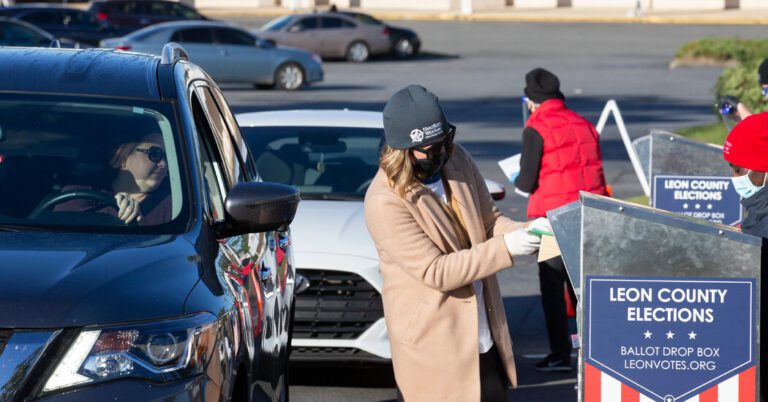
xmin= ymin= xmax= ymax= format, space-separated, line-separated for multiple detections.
xmin=259 ymin=13 xmax=391 ymax=63
xmin=100 ymin=20 xmax=324 ymax=90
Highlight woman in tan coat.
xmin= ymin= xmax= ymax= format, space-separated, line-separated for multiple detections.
xmin=364 ymin=85 xmax=548 ymax=402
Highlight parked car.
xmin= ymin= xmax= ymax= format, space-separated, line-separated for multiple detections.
xmin=0 ymin=5 xmax=118 ymax=46
xmin=337 ymin=11 xmax=421 ymax=59
xmin=88 ymin=0 xmax=207 ymax=34
xmin=236 ymin=110 xmax=506 ymax=363
xmin=0 ymin=16 xmax=86 ymax=47
xmin=101 ymin=20 xmax=324 ymax=90
xmin=258 ymin=12 xmax=390 ymax=63
xmin=0 ymin=44 xmax=298 ymax=401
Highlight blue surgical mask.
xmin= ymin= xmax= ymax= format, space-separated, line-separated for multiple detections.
xmin=731 ymin=170 xmax=766 ymax=199
xmin=762 ymin=86 xmax=768 ymax=99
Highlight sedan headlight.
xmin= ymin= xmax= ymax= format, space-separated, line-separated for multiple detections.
xmin=43 ymin=313 xmax=217 ymax=393
xmin=311 ymin=53 xmax=322 ymax=65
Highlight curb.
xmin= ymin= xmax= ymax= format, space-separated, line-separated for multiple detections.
xmin=198 ymin=8 xmax=768 ymax=25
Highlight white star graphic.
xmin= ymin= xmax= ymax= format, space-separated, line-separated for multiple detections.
xmin=666 ymin=331 xmax=675 ymax=340
xmin=688 ymin=331 xmax=697 ymax=340
xmin=707 ymin=204 xmax=713 ymax=210
xmin=643 ymin=330 xmax=652 ymax=339
xmin=683 ymin=203 xmax=689 ymax=209
xmin=695 ymin=203 xmax=701 ymax=210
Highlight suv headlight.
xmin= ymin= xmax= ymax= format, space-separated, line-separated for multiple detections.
xmin=43 ymin=313 xmax=217 ymax=393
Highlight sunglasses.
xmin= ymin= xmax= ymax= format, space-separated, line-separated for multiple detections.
xmin=411 ymin=125 xmax=456 ymax=157
xmin=135 ymin=146 xmax=166 ymax=164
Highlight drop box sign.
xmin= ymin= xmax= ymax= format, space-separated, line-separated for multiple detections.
xmin=653 ymin=175 xmax=742 ymax=226
xmin=583 ymin=276 xmax=757 ymax=402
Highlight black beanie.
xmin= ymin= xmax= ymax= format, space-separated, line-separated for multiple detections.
xmin=524 ymin=68 xmax=565 ymax=104
xmin=383 ymin=85 xmax=450 ymax=150
xmin=759 ymin=58 xmax=768 ymax=85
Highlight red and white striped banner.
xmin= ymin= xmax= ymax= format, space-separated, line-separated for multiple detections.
xmin=584 ymin=363 xmax=756 ymax=402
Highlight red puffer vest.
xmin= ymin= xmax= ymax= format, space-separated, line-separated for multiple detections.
xmin=526 ymin=99 xmax=607 ymax=218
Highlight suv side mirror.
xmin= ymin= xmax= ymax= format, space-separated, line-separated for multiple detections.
xmin=217 ymin=182 xmax=299 ymax=238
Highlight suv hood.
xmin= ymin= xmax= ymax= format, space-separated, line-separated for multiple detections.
xmin=290 ymin=200 xmax=377 ymax=259
xmin=0 ymin=232 xmax=201 ymax=328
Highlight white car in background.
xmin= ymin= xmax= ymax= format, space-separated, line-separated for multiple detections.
xmin=236 ymin=110 xmax=506 ymax=363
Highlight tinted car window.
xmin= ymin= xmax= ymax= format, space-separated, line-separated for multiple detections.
xmin=170 ymin=28 xmax=213 ymax=44
xmin=215 ymin=28 xmax=254 ymax=46
xmin=343 ymin=12 xmax=382 ymax=25
xmin=169 ymin=3 xmax=202 ymax=19
xmin=321 ymin=17 xmax=355 ymax=29
xmin=146 ymin=2 xmax=171 ymax=16
xmin=22 ymin=11 xmax=61 ymax=25
xmin=242 ymin=126 xmax=382 ymax=198
xmin=0 ymin=95 xmax=188 ymax=231
xmin=0 ymin=22 xmax=47 ymax=46
xmin=64 ymin=10 xmax=100 ymax=27
xmin=294 ymin=17 xmax=318 ymax=31
xmin=103 ymin=1 xmax=143 ymax=14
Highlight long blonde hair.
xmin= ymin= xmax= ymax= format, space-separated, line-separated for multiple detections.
xmin=380 ymin=145 xmax=420 ymax=198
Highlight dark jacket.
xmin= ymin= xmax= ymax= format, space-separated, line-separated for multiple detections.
xmin=53 ymin=184 xmax=172 ymax=225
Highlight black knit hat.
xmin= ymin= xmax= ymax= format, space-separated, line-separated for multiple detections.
xmin=759 ymin=58 xmax=768 ymax=85
xmin=383 ymin=85 xmax=450 ymax=150
xmin=524 ymin=68 xmax=565 ymax=104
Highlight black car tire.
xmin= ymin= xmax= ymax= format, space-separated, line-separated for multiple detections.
xmin=274 ymin=63 xmax=305 ymax=91
xmin=346 ymin=40 xmax=369 ymax=63
xmin=393 ymin=37 xmax=416 ymax=59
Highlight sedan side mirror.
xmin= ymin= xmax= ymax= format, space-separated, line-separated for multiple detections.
xmin=217 ymin=182 xmax=300 ymax=238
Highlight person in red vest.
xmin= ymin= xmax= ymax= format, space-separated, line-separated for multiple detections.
xmin=515 ymin=67 xmax=608 ymax=372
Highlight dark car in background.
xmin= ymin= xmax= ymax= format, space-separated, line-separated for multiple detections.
xmin=0 ymin=16 xmax=86 ymax=47
xmin=338 ymin=11 xmax=421 ymax=59
xmin=0 ymin=44 xmax=298 ymax=401
xmin=0 ymin=5 xmax=118 ymax=46
xmin=88 ymin=0 xmax=207 ymax=34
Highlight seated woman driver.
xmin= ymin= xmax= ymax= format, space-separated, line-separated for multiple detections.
xmin=54 ymin=132 xmax=172 ymax=225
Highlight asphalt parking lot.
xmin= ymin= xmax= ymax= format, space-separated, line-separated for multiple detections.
xmin=218 ymin=17 xmax=766 ymax=401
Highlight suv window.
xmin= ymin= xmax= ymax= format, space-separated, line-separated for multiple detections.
xmin=169 ymin=3 xmax=201 ymax=19
xmin=21 ymin=11 xmax=60 ymax=25
xmin=170 ymin=28 xmax=213 ymax=44
xmin=0 ymin=94 xmax=188 ymax=231
xmin=102 ymin=1 xmax=144 ymax=14
xmin=194 ymin=86 xmax=245 ymax=186
xmin=191 ymin=92 xmax=226 ymax=221
xmin=63 ymin=10 xmax=100 ymax=28
xmin=214 ymin=28 xmax=254 ymax=46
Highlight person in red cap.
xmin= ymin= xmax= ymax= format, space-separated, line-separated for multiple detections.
xmin=723 ymin=112 xmax=768 ymax=398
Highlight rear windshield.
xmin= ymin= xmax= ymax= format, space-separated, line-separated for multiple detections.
xmin=241 ymin=126 xmax=383 ymax=200
xmin=0 ymin=94 xmax=189 ymax=233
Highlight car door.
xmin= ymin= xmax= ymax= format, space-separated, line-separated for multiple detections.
xmin=318 ymin=16 xmax=355 ymax=57
xmin=191 ymin=84 xmax=287 ymax=400
xmin=169 ymin=27 xmax=223 ymax=79
xmin=280 ymin=16 xmax=321 ymax=55
xmin=213 ymin=27 xmax=273 ymax=84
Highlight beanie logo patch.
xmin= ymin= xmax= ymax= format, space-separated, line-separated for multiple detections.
xmin=410 ymin=129 xmax=425 ymax=143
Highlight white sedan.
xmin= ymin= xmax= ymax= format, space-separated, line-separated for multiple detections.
xmin=237 ymin=110 xmax=506 ymax=363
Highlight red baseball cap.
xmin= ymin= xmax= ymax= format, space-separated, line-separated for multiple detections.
xmin=723 ymin=112 xmax=768 ymax=172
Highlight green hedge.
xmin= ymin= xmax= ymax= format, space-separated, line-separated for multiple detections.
xmin=715 ymin=58 xmax=768 ymax=115
xmin=676 ymin=38 xmax=768 ymax=63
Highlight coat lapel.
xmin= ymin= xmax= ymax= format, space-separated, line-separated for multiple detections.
xmin=407 ymin=184 xmax=464 ymax=253
xmin=442 ymin=158 xmax=483 ymax=245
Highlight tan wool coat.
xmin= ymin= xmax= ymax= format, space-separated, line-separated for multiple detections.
xmin=364 ymin=145 xmax=526 ymax=402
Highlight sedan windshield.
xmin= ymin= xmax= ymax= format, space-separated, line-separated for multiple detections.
xmin=0 ymin=94 xmax=188 ymax=232
xmin=242 ymin=126 xmax=383 ymax=200
xmin=260 ymin=15 xmax=293 ymax=32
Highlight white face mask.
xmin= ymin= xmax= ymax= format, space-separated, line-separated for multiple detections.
xmin=731 ymin=170 xmax=767 ymax=199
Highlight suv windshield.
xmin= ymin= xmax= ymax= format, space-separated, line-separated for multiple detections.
xmin=0 ymin=94 xmax=188 ymax=232
xmin=242 ymin=126 xmax=382 ymax=200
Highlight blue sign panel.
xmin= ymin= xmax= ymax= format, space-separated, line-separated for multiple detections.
xmin=583 ymin=276 xmax=756 ymax=402
xmin=653 ymin=175 xmax=742 ymax=226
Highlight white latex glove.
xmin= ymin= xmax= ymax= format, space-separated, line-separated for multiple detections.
xmin=504 ymin=228 xmax=541 ymax=256
xmin=527 ymin=217 xmax=552 ymax=235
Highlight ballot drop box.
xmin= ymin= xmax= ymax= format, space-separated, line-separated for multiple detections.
xmin=549 ymin=192 xmax=762 ymax=402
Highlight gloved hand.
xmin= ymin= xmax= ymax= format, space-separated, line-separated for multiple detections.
xmin=504 ymin=228 xmax=541 ymax=256
xmin=527 ymin=217 xmax=552 ymax=235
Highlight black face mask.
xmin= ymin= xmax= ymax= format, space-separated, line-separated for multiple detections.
xmin=413 ymin=149 xmax=450 ymax=181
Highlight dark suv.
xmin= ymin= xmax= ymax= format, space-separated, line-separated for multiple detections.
xmin=0 ymin=44 xmax=298 ymax=401
xmin=88 ymin=0 xmax=207 ymax=34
